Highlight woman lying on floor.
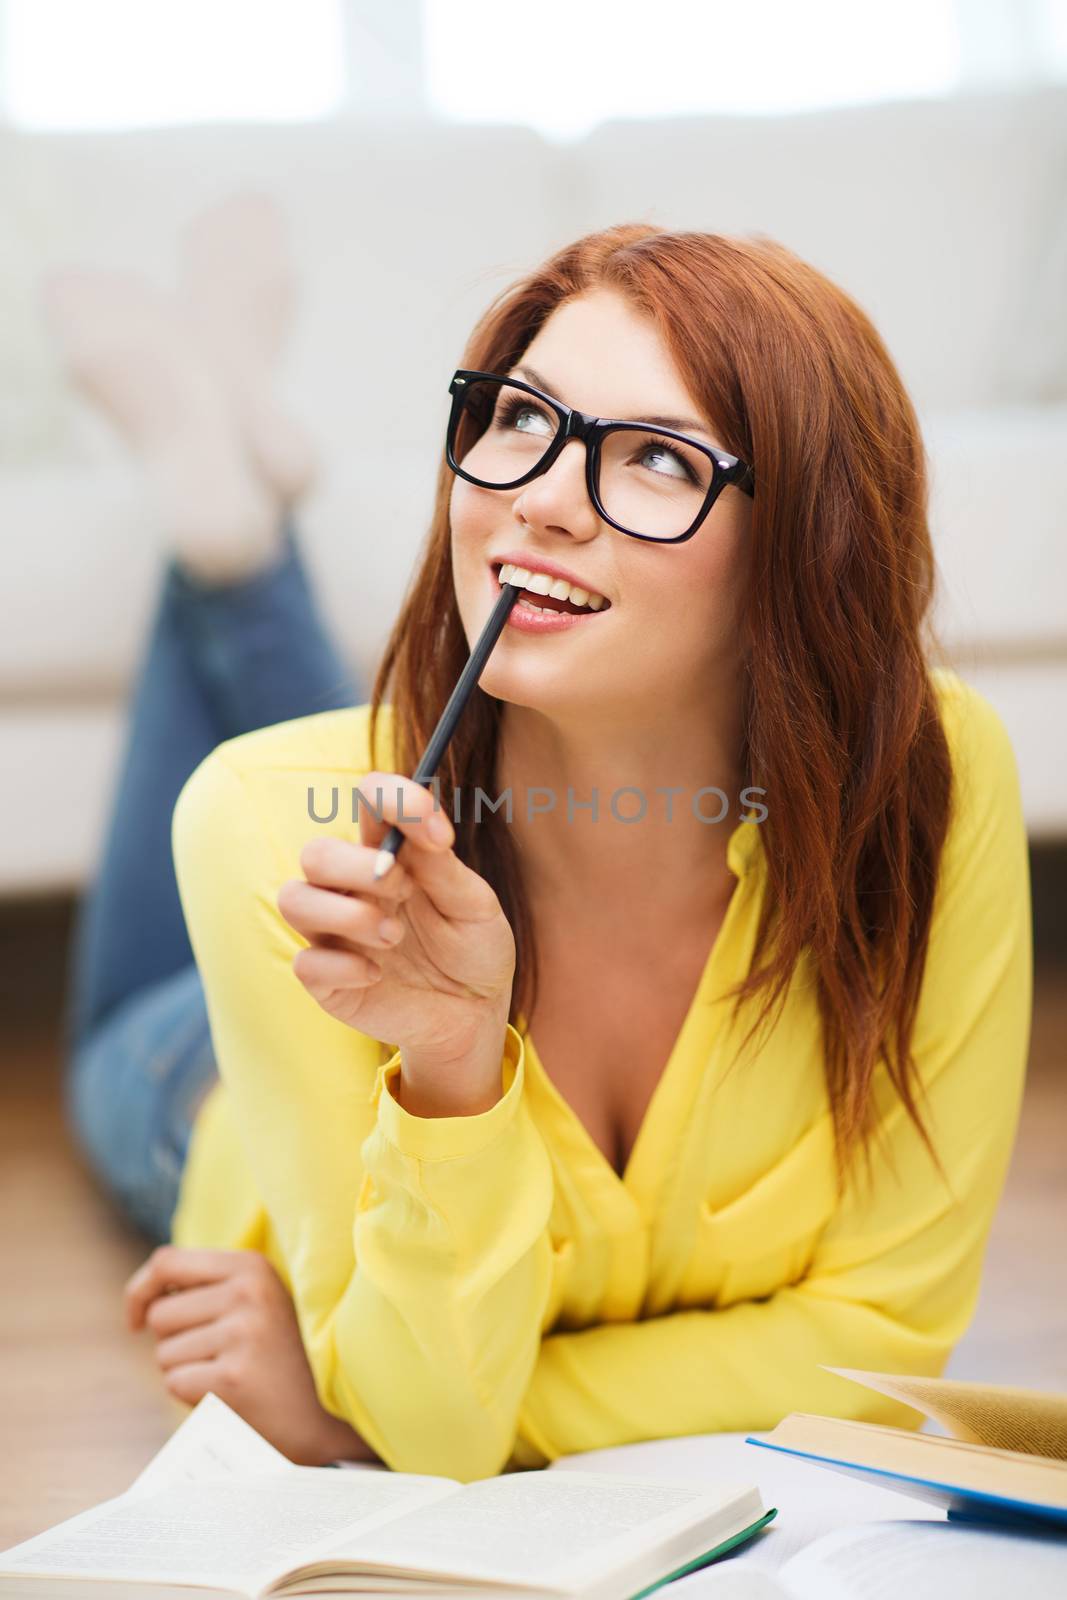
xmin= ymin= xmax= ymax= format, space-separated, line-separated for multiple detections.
xmin=60 ymin=213 xmax=1032 ymax=1480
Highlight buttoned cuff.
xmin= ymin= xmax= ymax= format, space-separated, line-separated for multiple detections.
xmin=368 ymin=1023 xmax=527 ymax=1162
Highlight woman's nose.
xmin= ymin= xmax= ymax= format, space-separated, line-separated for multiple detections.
xmin=513 ymin=438 xmax=599 ymax=535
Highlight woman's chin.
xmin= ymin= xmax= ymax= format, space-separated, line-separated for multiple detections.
xmin=475 ymin=665 xmax=550 ymax=710
xmin=477 ymin=661 xmax=605 ymax=718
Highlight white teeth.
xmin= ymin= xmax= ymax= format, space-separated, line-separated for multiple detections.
xmin=497 ymin=561 xmax=608 ymax=611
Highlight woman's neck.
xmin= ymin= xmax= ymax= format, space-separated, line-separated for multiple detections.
xmin=493 ymin=696 xmax=744 ymax=914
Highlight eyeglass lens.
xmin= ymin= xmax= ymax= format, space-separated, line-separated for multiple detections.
xmin=453 ymin=377 xmax=714 ymax=540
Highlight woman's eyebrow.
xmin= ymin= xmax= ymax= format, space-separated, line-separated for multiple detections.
xmin=512 ymin=364 xmax=718 ymax=441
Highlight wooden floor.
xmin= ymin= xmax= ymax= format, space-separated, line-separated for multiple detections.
xmin=0 ymin=919 xmax=1064 ymax=1548
xmin=1 ymin=1010 xmax=182 ymax=1546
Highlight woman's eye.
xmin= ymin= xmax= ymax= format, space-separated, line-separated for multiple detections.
xmin=510 ymin=404 xmax=553 ymax=436
xmin=641 ymin=442 xmax=689 ymax=479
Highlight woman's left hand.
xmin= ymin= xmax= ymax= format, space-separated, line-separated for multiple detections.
xmin=123 ymin=1245 xmax=380 ymax=1467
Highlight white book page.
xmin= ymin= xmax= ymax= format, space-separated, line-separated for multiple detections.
xmin=549 ymin=1432 xmax=942 ymax=1573
xmin=776 ymin=1519 xmax=1067 ymax=1600
xmin=126 ymin=1392 xmax=295 ymax=1499
xmin=655 ymin=1574 xmax=789 ymax=1599
xmin=314 ymin=1470 xmax=747 ymax=1590
xmin=0 ymin=1441 xmax=458 ymax=1595
xmin=629 ymin=1518 xmax=1067 ymax=1600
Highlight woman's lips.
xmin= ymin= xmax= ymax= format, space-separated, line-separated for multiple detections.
xmin=488 ymin=565 xmax=612 ymax=633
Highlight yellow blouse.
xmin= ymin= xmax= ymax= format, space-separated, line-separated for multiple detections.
xmin=170 ymin=667 xmax=1032 ymax=1483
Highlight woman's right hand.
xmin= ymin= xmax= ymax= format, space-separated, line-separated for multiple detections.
xmin=276 ymin=771 xmax=516 ymax=1090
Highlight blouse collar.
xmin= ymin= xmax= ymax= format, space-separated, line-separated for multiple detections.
xmin=726 ymin=815 xmax=765 ymax=880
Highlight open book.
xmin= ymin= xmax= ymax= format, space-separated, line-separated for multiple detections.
xmin=664 ymin=1519 xmax=1067 ymax=1599
xmin=0 ymin=1393 xmax=772 ymax=1600
xmin=746 ymin=1367 xmax=1067 ymax=1532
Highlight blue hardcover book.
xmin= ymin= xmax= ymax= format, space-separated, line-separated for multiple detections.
xmin=745 ymin=1368 xmax=1067 ymax=1536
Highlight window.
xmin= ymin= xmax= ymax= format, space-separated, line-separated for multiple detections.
xmin=423 ymin=0 xmax=1067 ymax=142
xmin=4 ymin=0 xmax=1066 ymax=139
xmin=0 ymin=0 xmax=346 ymax=130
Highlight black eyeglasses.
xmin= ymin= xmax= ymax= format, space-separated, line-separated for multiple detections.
xmin=445 ymin=368 xmax=754 ymax=544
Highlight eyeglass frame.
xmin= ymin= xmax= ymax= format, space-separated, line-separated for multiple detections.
xmin=445 ymin=367 xmax=755 ymax=545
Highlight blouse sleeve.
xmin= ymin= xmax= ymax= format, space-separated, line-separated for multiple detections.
xmin=512 ymin=688 xmax=1033 ymax=1462
xmin=171 ymin=748 xmax=556 ymax=1484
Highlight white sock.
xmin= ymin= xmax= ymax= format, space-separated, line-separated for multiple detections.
xmin=176 ymin=190 xmax=317 ymax=507
xmin=41 ymin=267 xmax=285 ymax=585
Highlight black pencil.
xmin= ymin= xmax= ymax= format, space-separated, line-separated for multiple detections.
xmin=372 ymin=575 xmax=524 ymax=881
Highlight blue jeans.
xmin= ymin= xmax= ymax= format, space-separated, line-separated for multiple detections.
xmin=62 ymin=520 xmax=363 ymax=1245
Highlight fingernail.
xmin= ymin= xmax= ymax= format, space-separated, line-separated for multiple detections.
xmin=378 ymin=917 xmax=403 ymax=943
xmin=428 ymin=813 xmax=452 ymax=844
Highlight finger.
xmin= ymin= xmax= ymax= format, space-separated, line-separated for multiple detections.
xmin=124 ymin=1246 xmax=248 ymax=1330
xmin=353 ymin=772 xmax=454 ymax=856
xmin=372 ymin=825 xmax=499 ymax=925
xmin=296 ymin=834 xmax=417 ymax=909
xmin=155 ymin=1316 xmax=228 ymax=1373
xmin=276 ymin=878 xmax=406 ymax=953
xmin=299 ymin=793 xmax=489 ymax=926
xmin=162 ymin=1360 xmax=223 ymax=1407
xmin=142 ymin=1282 xmax=232 ymax=1339
xmin=292 ymin=944 xmax=382 ymax=998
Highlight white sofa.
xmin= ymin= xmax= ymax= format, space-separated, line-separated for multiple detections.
xmin=2 ymin=86 xmax=1065 ymax=894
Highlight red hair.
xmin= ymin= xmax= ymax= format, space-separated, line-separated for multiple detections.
xmin=368 ymin=224 xmax=955 ymax=1180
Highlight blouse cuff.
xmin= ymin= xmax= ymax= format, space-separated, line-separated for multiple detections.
xmin=368 ymin=1022 xmax=527 ymax=1162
